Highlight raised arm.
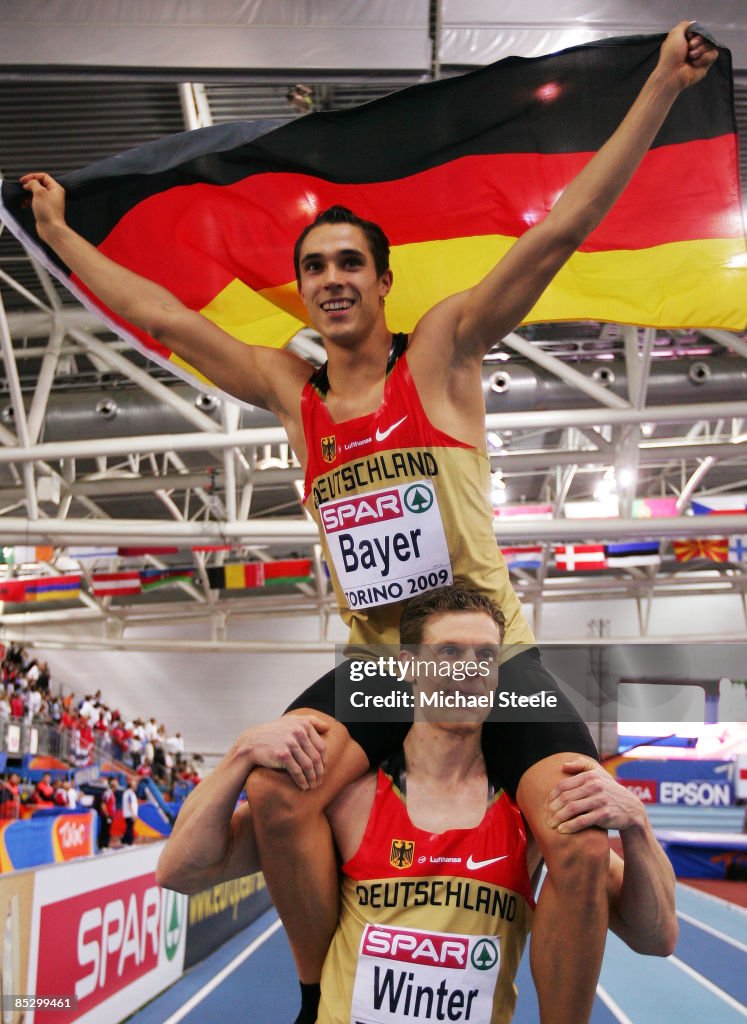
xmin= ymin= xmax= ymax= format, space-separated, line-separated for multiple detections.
xmin=416 ymin=22 xmax=717 ymax=363
xmin=20 ymin=172 xmax=310 ymax=415
xmin=156 ymin=715 xmax=328 ymax=893
xmin=547 ymin=759 xmax=678 ymax=956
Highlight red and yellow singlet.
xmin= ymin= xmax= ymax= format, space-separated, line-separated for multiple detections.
xmin=318 ymin=762 xmax=534 ymax=1024
xmin=302 ymin=342 xmax=534 ymax=651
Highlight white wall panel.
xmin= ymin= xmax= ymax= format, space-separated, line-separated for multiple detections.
xmin=32 ymin=591 xmax=746 ymax=757
xmin=537 ymin=594 xmax=747 ymax=641
xmin=0 ymin=0 xmax=431 ymax=72
xmin=440 ymin=0 xmax=747 ymax=68
xmin=38 ymin=643 xmax=332 ymax=754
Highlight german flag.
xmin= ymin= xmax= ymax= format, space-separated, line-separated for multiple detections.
xmin=1 ymin=32 xmax=744 ymax=394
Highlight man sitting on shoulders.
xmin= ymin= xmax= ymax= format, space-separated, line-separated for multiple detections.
xmin=158 ymin=584 xmax=677 ymax=1022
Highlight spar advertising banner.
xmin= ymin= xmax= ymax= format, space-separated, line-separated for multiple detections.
xmin=0 ymin=869 xmax=36 ymax=1024
xmin=26 ymin=843 xmax=187 ymax=1024
xmin=615 ymin=759 xmax=734 ymax=806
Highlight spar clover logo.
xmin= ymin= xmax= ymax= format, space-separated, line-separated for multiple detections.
xmin=403 ymin=484 xmax=433 ymax=514
xmin=471 ymin=938 xmax=499 ymax=971
xmin=163 ymin=889 xmax=186 ymax=961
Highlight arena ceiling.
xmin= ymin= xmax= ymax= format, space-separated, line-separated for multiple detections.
xmin=0 ymin=1 xmax=745 ymax=650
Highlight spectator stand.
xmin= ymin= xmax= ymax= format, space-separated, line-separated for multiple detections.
xmin=0 ymin=644 xmax=203 ymax=868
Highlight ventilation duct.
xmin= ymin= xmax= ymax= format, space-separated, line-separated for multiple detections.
xmin=13 ymin=358 xmax=747 ymax=443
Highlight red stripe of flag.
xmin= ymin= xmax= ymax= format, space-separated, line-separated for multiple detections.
xmin=263 ymin=559 xmax=313 ymax=581
xmin=92 ymin=136 xmax=740 ymax=304
xmin=0 ymin=579 xmax=27 ymax=602
xmin=92 ymin=572 xmax=142 ymax=597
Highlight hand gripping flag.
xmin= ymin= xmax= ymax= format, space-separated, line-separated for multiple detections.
xmin=0 ymin=32 xmax=744 ymax=397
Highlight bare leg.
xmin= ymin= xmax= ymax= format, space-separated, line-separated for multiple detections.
xmin=245 ymin=711 xmax=368 ymax=981
xmin=517 ymin=752 xmax=609 ymax=1024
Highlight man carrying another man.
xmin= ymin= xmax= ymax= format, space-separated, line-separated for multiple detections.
xmin=157 ymin=583 xmax=678 ymax=1022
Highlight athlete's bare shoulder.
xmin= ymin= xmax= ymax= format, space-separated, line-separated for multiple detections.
xmin=253 ymin=344 xmax=314 ymax=411
xmin=403 ymin=293 xmax=488 ymax=445
xmin=327 ymin=769 xmax=377 ymax=862
xmin=231 ymin=343 xmax=309 ymax=425
xmin=407 ymin=292 xmax=470 ymax=366
xmin=244 ymin=344 xmax=314 ymax=465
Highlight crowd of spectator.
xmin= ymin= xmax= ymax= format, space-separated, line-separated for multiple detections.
xmin=30 ymin=771 xmax=81 ymax=807
xmin=1 ymin=644 xmax=53 ymax=719
xmin=70 ymin=695 xmax=203 ymax=791
xmin=0 ymin=770 xmax=81 ymax=820
xmin=0 ymin=643 xmax=203 ymax=831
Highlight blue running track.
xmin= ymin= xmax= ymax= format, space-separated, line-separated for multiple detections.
xmin=131 ymin=882 xmax=747 ymax=1023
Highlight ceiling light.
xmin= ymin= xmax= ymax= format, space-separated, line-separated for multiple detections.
xmin=491 ymin=470 xmax=507 ymax=505
xmin=594 ymin=469 xmax=616 ymax=501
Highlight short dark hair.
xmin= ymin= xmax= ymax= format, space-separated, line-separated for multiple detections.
xmin=399 ymin=581 xmax=506 ymax=646
xmin=293 ymin=206 xmax=390 ymax=283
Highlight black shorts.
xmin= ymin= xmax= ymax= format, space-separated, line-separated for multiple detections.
xmin=285 ymin=647 xmax=598 ymax=799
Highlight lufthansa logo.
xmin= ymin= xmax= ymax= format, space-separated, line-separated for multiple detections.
xmin=403 ymin=484 xmax=433 ymax=514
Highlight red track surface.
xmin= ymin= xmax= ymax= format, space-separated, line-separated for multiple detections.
xmin=681 ymin=878 xmax=747 ymax=909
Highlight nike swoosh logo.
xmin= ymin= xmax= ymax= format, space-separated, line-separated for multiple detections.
xmin=375 ymin=415 xmax=408 ymax=442
xmin=466 ymin=854 xmax=508 ymax=870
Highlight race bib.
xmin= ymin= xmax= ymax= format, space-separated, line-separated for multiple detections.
xmin=319 ymin=481 xmax=453 ymax=609
xmin=350 ymin=923 xmax=500 ymax=1023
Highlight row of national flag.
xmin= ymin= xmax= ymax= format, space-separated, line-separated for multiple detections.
xmin=0 ymin=539 xmax=742 ymax=600
xmin=504 ymin=538 xmax=747 ymax=572
xmin=499 ymin=494 xmax=747 ymax=570
xmin=3 ymin=492 xmax=745 ymax=595
xmin=494 ymin=495 xmax=747 ymax=523
xmin=0 ymin=543 xmax=234 ymax=567
xmin=0 ymin=559 xmax=313 ymax=603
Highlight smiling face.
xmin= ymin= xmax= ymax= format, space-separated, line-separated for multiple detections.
xmin=297 ymin=222 xmax=392 ymax=345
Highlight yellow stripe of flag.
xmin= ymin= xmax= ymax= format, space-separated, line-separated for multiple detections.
xmin=224 ymin=563 xmax=247 ymax=589
xmin=180 ymin=235 xmax=746 ymax=374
